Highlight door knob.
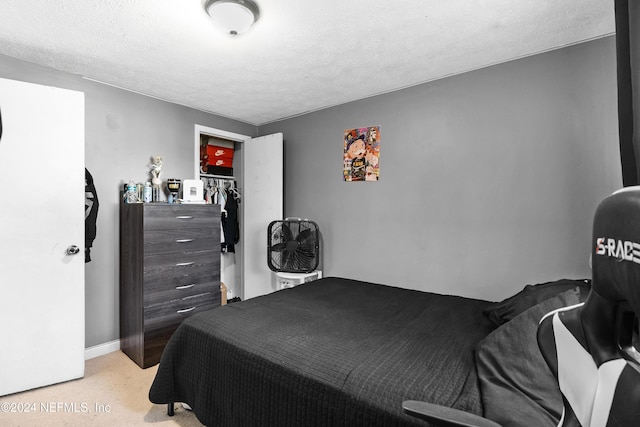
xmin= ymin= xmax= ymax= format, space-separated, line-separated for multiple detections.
xmin=66 ymin=245 xmax=80 ymax=255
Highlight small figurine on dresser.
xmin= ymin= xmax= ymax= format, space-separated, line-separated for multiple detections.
xmin=149 ymin=155 xmax=163 ymax=202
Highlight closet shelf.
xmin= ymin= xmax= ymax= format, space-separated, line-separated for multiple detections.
xmin=200 ymin=173 xmax=236 ymax=180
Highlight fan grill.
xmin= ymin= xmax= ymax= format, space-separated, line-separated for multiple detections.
xmin=268 ymin=219 xmax=319 ymax=273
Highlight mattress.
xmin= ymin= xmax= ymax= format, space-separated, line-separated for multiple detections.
xmin=149 ymin=276 xmax=496 ymax=426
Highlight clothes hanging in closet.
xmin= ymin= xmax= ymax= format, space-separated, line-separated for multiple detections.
xmin=221 ymin=188 xmax=239 ymax=253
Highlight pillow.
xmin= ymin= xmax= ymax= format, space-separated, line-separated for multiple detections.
xmin=483 ymin=279 xmax=590 ymax=326
xmin=475 ymin=287 xmax=588 ymax=427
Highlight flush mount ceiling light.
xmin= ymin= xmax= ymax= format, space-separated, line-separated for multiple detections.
xmin=204 ymin=0 xmax=260 ymax=36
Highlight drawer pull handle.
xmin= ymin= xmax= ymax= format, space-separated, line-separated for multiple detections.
xmin=176 ymin=239 xmax=194 ymax=243
xmin=176 ymin=216 xmax=194 ymax=220
xmin=176 ymin=262 xmax=195 ymax=267
xmin=177 ymin=306 xmax=196 ymax=314
xmin=176 ymin=284 xmax=196 ymax=290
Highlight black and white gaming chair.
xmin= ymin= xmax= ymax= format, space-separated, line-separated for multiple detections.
xmin=403 ymin=188 xmax=640 ymax=427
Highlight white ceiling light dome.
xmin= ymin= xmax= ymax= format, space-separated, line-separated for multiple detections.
xmin=204 ymin=0 xmax=260 ymax=36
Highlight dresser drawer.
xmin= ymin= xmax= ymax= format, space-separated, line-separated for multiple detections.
xmin=144 ymin=280 xmax=216 ymax=307
xmin=143 ymin=250 xmax=219 ymax=278
xmin=144 ymin=292 xmax=219 ymax=330
xmin=144 ymin=266 xmax=217 ymax=292
xmin=144 ymin=228 xmax=218 ymax=255
xmin=143 ymin=205 xmax=218 ymax=231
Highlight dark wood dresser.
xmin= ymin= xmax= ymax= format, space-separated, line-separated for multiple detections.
xmin=119 ymin=203 xmax=221 ymax=368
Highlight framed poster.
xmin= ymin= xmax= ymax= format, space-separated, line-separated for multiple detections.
xmin=343 ymin=125 xmax=380 ymax=182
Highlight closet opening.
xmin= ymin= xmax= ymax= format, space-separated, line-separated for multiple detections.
xmin=194 ymin=125 xmax=249 ymax=304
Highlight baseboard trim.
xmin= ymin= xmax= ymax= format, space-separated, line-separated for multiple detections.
xmin=85 ymin=339 xmax=120 ymax=360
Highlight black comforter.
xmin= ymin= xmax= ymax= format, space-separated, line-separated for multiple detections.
xmin=149 ymin=277 xmax=496 ymax=426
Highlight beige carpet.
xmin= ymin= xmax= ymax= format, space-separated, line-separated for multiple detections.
xmin=0 ymin=351 xmax=204 ymax=427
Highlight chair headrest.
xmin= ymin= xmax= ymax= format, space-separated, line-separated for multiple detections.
xmin=592 ymin=187 xmax=640 ymax=318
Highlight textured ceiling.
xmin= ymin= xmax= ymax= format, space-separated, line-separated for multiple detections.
xmin=0 ymin=0 xmax=615 ymax=125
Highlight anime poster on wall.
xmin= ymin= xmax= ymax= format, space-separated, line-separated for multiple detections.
xmin=343 ymin=125 xmax=380 ymax=181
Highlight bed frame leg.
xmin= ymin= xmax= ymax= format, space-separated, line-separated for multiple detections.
xmin=167 ymin=402 xmax=174 ymax=416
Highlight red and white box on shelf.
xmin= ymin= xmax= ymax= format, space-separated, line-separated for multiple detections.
xmin=207 ymin=145 xmax=234 ymax=163
xmin=206 ymin=140 xmax=235 ymax=176
xmin=209 ymin=157 xmax=233 ymax=168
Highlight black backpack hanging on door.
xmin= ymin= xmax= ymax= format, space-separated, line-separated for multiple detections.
xmin=85 ymin=168 xmax=99 ymax=262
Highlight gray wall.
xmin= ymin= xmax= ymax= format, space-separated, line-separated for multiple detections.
xmin=260 ymin=36 xmax=622 ymax=300
xmin=0 ymin=54 xmax=256 ymax=348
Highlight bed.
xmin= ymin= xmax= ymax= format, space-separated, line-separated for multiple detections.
xmin=149 ymin=276 xmax=591 ymax=426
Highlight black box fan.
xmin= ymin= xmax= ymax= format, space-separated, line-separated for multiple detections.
xmin=268 ymin=218 xmax=319 ymax=273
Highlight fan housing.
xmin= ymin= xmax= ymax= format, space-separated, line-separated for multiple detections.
xmin=268 ymin=219 xmax=319 ymax=273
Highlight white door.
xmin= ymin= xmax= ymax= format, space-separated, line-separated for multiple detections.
xmin=0 ymin=78 xmax=85 ymax=396
xmin=242 ymin=133 xmax=283 ymax=299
